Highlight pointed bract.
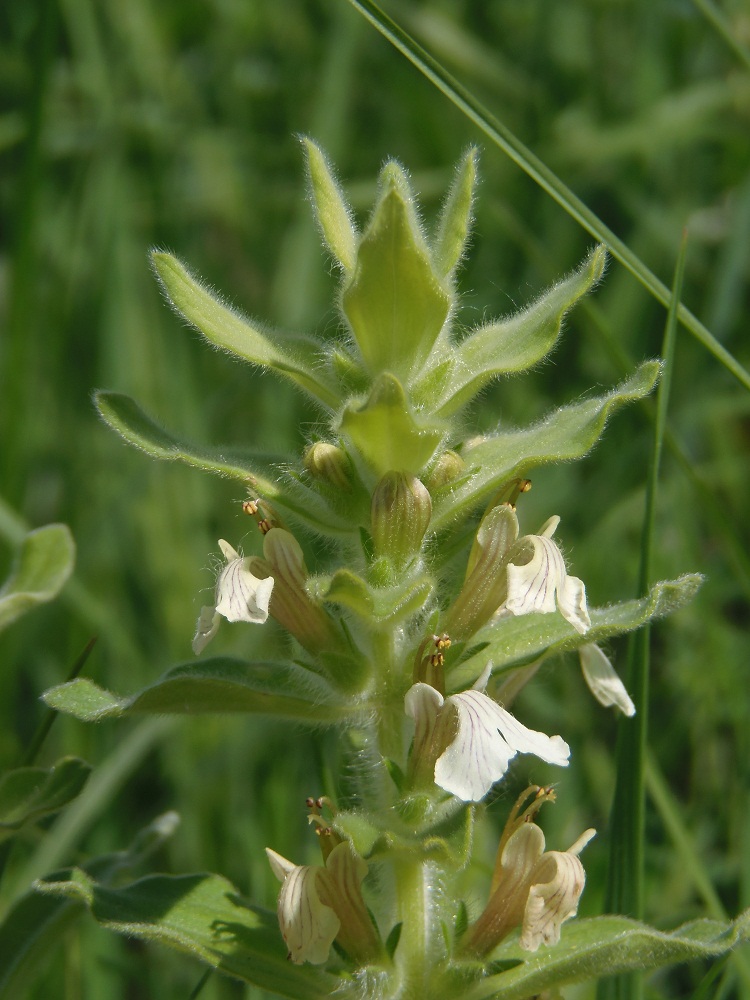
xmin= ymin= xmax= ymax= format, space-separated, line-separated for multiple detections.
xmin=341 ymin=168 xmax=451 ymax=381
xmin=433 ymin=146 xmax=478 ymax=278
xmin=302 ymin=137 xmax=358 ymax=273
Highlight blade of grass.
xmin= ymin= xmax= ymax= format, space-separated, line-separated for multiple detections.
xmin=597 ymin=232 xmax=688 ymax=1000
xmin=2 ymin=717 xmax=173 ymax=912
xmin=345 ymin=0 xmax=750 ymax=395
xmin=690 ymin=0 xmax=750 ymax=72
xmin=646 ymin=753 xmax=750 ymax=991
xmin=20 ymin=639 xmax=97 ymax=768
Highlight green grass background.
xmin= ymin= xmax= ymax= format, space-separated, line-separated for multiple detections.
xmin=1 ymin=0 xmax=749 ymax=996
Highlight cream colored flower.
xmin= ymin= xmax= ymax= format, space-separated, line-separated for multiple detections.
xmin=265 ymin=841 xmax=380 ymax=966
xmin=265 ymin=848 xmax=341 ymax=965
xmin=192 ymin=539 xmax=274 ymax=654
xmin=461 ymin=802 xmax=595 ymax=957
xmin=504 ymin=516 xmax=590 ymax=634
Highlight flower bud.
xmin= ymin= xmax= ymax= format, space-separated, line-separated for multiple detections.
xmin=251 ymin=528 xmax=342 ymax=656
xmin=423 ymin=450 xmax=466 ymax=491
xmin=443 ymin=504 xmax=518 ymax=639
xmin=370 ymin=472 xmax=432 ymax=568
xmin=303 ymin=442 xmax=353 ymax=492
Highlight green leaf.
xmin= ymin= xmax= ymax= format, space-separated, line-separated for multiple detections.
xmin=0 ymin=812 xmax=179 ymax=996
xmin=95 ymin=392 xmax=352 ymax=536
xmin=151 ymin=252 xmax=340 ymax=408
xmin=342 ymin=168 xmax=451 ymax=381
xmin=340 ymin=372 xmax=446 ymax=476
xmin=433 ymin=146 xmax=478 ymax=278
xmin=322 ymin=568 xmax=434 ymax=624
xmin=434 ymin=245 xmax=606 ymax=415
xmin=459 ymin=912 xmax=750 ymax=1000
xmin=448 ymin=575 xmax=701 ymax=691
xmin=42 ymin=658 xmax=352 ymax=724
xmin=35 ymin=869 xmax=339 ymax=999
xmin=0 ymin=757 xmax=91 ymax=840
xmin=0 ymin=524 xmax=75 ymax=631
xmin=302 ymin=137 xmax=358 ymax=272
xmin=431 ymin=363 xmax=659 ymax=530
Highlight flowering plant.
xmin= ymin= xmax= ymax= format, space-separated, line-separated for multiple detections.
xmin=38 ymin=143 xmax=747 ymax=998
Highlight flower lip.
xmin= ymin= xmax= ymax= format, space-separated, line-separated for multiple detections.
xmin=579 ymin=643 xmax=635 ymax=716
xmin=503 ymin=518 xmax=591 ymax=635
xmin=406 ymin=665 xmax=570 ymax=803
xmin=192 ymin=539 xmax=274 ymax=654
xmin=215 ymin=539 xmax=274 ymax=623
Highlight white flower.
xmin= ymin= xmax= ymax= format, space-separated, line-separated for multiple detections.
xmin=405 ymin=665 xmax=570 ymax=802
xmin=504 ymin=515 xmax=591 ymax=635
xmin=579 ymin=643 xmax=635 ymax=716
xmin=192 ymin=539 xmax=274 ymax=654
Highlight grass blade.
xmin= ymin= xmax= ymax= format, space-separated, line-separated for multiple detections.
xmin=597 ymin=233 xmax=688 ymax=1000
xmin=690 ymin=0 xmax=750 ymax=72
xmin=345 ymin=0 xmax=750 ymax=394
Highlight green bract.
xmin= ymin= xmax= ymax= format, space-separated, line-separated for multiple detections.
xmin=55 ymin=144 xmax=747 ymax=997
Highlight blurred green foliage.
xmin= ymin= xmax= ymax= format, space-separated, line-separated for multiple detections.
xmin=1 ymin=0 xmax=749 ymax=996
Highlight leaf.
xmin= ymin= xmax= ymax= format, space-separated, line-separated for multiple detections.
xmin=460 ymin=911 xmax=750 ymax=1000
xmin=42 ymin=658 xmax=352 ymax=724
xmin=0 ymin=757 xmax=91 ymax=839
xmin=340 ymin=372 xmax=446 ymax=475
xmin=95 ymin=390 xmax=281 ymax=485
xmin=0 ymin=524 xmax=75 ymax=631
xmin=341 ymin=166 xmax=451 ymax=381
xmin=448 ymin=575 xmax=702 ymax=691
xmin=35 ymin=869 xmax=339 ymax=999
xmin=0 ymin=812 xmax=179 ymax=996
xmin=95 ymin=392 xmax=352 ymax=536
xmin=151 ymin=252 xmax=340 ymax=408
xmin=302 ymin=137 xmax=358 ymax=272
xmin=431 ymin=363 xmax=659 ymax=530
xmin=434 ymin=245 xmax=606 ymax=415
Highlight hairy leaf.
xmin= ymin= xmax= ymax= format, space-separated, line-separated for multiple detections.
xmin=35 ymin=869 xmax=339 ymax=999
xmin=42 ymin=658 xmax=352 ymax=724
xmin=431 ymin=363 xmax=660 ymax=529
xmin=459 ymin=911 xmax=750 ymax=1000
xmin=434 ymin=245 xmax=606 ymax=414
xmin=448 ymin=574 xmax=702 ymax=691
xmin=152 ymin=252 xmax=340 ymax=407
